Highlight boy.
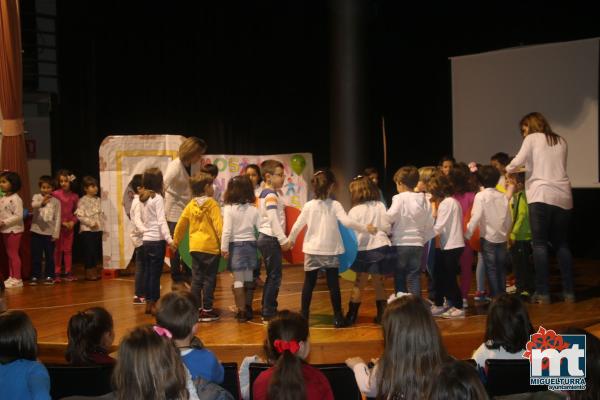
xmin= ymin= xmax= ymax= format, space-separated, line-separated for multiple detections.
xmin=201 ymin=163 xmax=223 ymax=205
xmin=508 ymin=172 xmax=534 ymax=298
xmin=257 ymin=160 xmax=290 ymax=321
xmin=490 ymin=152 xmax=510 ymax=192
xmin=30 ymin=175 xmax=61 ymax=285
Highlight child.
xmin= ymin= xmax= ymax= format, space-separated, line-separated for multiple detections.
xmin=490 ymin=151 xmax=510 ymax=192
xmin=201 ymin=163 xmax=223 ymax=204
xmin=346 ymin=175 xmax=391 ymax=325
xmin=416 ymin=166 xmax=437 ymax=301
xmin=172 ymin=172 xmax=222 ymax=322
xmin=429 ymin=173 xmax=466 ymax=318
xmin=287 ymin=170 xmax=375 ymax=328
xmin=387 ymin=166 xmax=435 ymax=297
xmin=345 ymin=294 xmax=448 ymax=399
xmin=257 ymin=160 xmax=291 ymax=321
xmin=30 ymin=175 xmax=61 ymax=285
xmin=65 ymin=307 xmax=115 ymax=366
xmin=75 ymin=176 xmax=103 ymax=281
xmin=363 ymin=166 xmax=387 ymax=206
xmin=221 ymin=175 xmax=260 ymax=322
xmin=244 ymin=163 xmax=263 ymax=198
xmin=253 ymin=310 xmax=334 ymax=400
xmin=53 ymin=169 xmax=79 ymax=282
xmin=127 ymin=174 xmax=146 ymax=304
xmin=439 ymin=155 xmax=455 ymax=176
xmin=156 ymin=291 xmax=224 ymax=383
xmin=427 ymin=360 xmax=489 ymax=400
xmin=465 ymin=165 xmax=512 ymax=298
xmin=471 ymin=294 xmax=533 ymax=369
xmin=0 ymin=310 xmax=51 ymax=400
xmin=0 ymin=171 xmax=24 ymax=288
xmin=140 ymin=168 xmax=174 ymax=315
xmin=508 ymin=172 xmax=534 ymax=298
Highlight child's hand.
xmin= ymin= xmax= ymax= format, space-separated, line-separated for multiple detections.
xmin=42 ymin=195 xmax=51 ymax=205
xmin=367 ymin=224 xmax=378 ymax=234
xmin=281 ymin=241 xmax=291 ymax=252
xmin=345 ymin=357 xmax=365 ymax=369
xmin=508 ymin=237 xmax=514 ymax=247
xmin=222 ymin=251 xmax=229 ymax=259
xmin=169 ymin=243 xmax=178 ymax=253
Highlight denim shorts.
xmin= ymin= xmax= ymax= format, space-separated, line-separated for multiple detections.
xmin=228 ymin=241 xmax=258 ymax=271
xmin=351 ymin=246 xmax=391 ymax=275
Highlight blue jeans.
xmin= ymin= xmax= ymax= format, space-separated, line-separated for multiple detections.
xmin=257 ymin=234 xmax=282 ymax=317
xmin=134 ymin=246 xmax=145 ymax=298
xmin=168 ymin=221 xmax=191 ymax=283
xmin=143 ymin=240 xmax=166 ymax=302
xmin=480 ymin=238 xmax=507 ymax=298
xmin=476 ymin=253 xmax=486 ymax=293
xmin=528 ymin=202 xmax=574 ymax=296
xmin=190 ymin=252 xmax=220 ymax=310
xmin=31 ymin=232 xmax=55 ymax=279
xmin=393 ymin=246 xmax=423 ymax=296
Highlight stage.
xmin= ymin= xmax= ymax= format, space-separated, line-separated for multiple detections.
xmin=3 ymin=261 xmax=599 ymax=365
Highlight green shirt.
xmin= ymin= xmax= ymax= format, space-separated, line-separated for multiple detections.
xmin=510 ymin=191 xmax=532 ymax=241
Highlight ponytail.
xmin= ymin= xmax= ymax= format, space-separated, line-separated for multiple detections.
xmin=65 ymin=307 xmax=113 ymax=365
xmin=268 ymin=350 xmax=305 ymax=400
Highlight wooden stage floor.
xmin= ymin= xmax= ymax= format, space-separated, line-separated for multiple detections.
xmin=3 ymin=260 xmax=600 ymax=365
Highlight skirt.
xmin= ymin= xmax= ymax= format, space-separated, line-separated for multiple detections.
xmin=228 ymin=241 xmax=258 ymax=271
xmin=350 ymin=245 xmax=391 ymax=275
xmin=304 ymin=254 xmax=340 ymax=272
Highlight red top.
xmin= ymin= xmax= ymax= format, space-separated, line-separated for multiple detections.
xmin=253 ymin=363 xmax=334 ymax=400
xmin=52 ymin=189 xmax=79 ymax=223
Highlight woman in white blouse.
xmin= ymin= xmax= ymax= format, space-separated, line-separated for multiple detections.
xmin=506 ymin=112 xmax=574 ymax=304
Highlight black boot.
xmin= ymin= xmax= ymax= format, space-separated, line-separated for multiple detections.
xmin=301 ymin=309 xmax=310 ymax=322
xmin=374 ymin=300 xmax=386 ymax=324
xmin=345 ymin=302 xmax=361 ymax=326
xmin=333 ymin=311 xmax=349 ymax=328
xmin=244 ymin=282 xmax=256 ymax=320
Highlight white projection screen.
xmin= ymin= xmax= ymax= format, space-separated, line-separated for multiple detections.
xmin=451 ymin=38 xmax=599 ymax=188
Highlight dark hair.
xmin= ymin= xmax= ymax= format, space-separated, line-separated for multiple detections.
xmin=490 ymin=152 xmax=510 ymax=167
xmin=38 ymin=175 xmax=54 ymax=189
xmin=363 ymin=167 xmax=379 ymax=176
xmin=311 ymin=170 xmax=336 ymax=200
xmin=519 ymin=112 xmax=562 ymax=146
xmin=201 ymin=163 xmax=219 ymax=178
xmin=439 ymin=155 xmax=456 ymax=166
xmin=393 ymin=166 xmax=419 ymax=189
xmin=560 ymin=328 xmax=600 ymax=400
xmin=378 ymin=295 xmax=448 ymax=400
xmin=449 ymin=163 xmax=476 ymax=194
xmin=514 ymin=171 xmax=526 ymax=185
xmin=428 ymin=360 xmax=489 ymax=400
xmin=260 ymin=159 xmax=284 ymax=177
xmin=156 ymin=291 xmax=198 ymax=341
xmin=477 ymin=165 xmax=500 ymax=189
xmin=66 ymin=307 xmax=114 ymax=366
xmin=82 ymin=175 xmax=99 ymax=189
xmin=349 ymin=175 xmax=380 ymax=206
xmin=244 ymin=164 xmax=262 ymax=185
xmin=428 ymin=173 xmax=454 ymax=199
xmin=484 ymin=294 xmax=533 ymax=353
xmin=0 ymin=310 xmax=38 ymax=364
xmin=0 ymin=171 xmax=21 ymax=193
xmin=189 ymin=172 xmax=214 ymax=197
xmin=265 ymin=311 xmax=309 ymax=400
xmin=224 ymin=175 xmax=256 ymax=205
xmin=141 ymin=168 xmax=164 ymax=194
xmin=128 ymin=174 xmax=143 ymax=194
xmin=55 ymin=168 xmax=76 ymax=190
xmin=113 ymin=325 xmax=189 ymax=400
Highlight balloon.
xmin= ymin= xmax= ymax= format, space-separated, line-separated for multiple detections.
xmin=290 ymin=154 xmax=306 ymax=175
xmin=338 ymin=222 xmax=358 ymax=273
xmin=340 ymin=269 xmax=357 ymax=282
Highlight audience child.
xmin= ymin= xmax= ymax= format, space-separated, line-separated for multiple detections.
xmin=127 ymin=174 xmax=146 ymax=304
xmin=172 ymin=172 xmax=222 ymax=322
xmin=559 ymin=328 xmax=600 ymax=400
xmin=156 ymin=291 xmax=224 ymax=383
xmin=140 ymin=168 xmax=174 ymax=315
xmin=471 ymin=294 xmax=533 ymax=369
xmin=0 ymin=310 xmax=51 ymax=400
xmin=0 ymin=171 xmax=24 ymax=288
xmin=253 ymin=310 xmax=334 ymax=400
xmin=30 ymin=175 xmax=61 ymax=285
xmin=66 ymin=307 xmax=116 ymax=366
xmin=346 ymin=175 xmax=391 ymax=325
xmin=465 ymin=165 xmax=512 ymax=298
xmin=287 ymin=170 xmax=376 ymax=328
xmin=387 ymin=166 xmax=435 ymax=297
xmin=53 ymin=170 xmax=80 ymax=282
xmin=427 ymin=360 xmax=489 ymax=400
xmin=221 ymin=176 xmax=260 ymax=322
xmin=508 ymin=172 xmax=534 ymax=298
xmin=75 ymin=176 xmax=103 ymax=281
xmin=346 ymin=294 xmax=449 ymax=399
xmin=257 ymin=160 xmax=291 ymax=322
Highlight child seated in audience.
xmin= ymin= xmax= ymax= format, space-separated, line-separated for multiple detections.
xmin=65 ymin=307 xmax=116 ymax=366
xmin=0 ymin=310 xmax=51 ymax=400
xmin=471 ymin=294 xmax=533 ymax=369
xmin=253 ymin=310 xmax=334 ymax=400
xmin=427 ymin=359 xmax=489 ymax=400
xmin=345 ymin=293 xmax=449 ymax=399
xmin=156 ymin=291 xmax=224 ymax=384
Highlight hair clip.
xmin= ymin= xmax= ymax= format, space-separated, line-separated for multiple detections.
xmin=352 ymin=174 xmax=364 ymax=181
xmin=273 ymin=339 xmax=300 ymax=354
xmin=468 ymin=162 xmax=478 ymax=173
xmin=387 ymin=291 xmax=412 ymax=304
xmin=313 ymin=171 xmax=324 ymax=176
xmin=68 ymin=174 xmax=76 ymax=182
xmin=153 ymin=325 xmax=173 ymax=339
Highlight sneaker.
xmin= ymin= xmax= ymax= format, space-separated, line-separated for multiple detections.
xmin=506 ymin=284 xmax=517 ymax=294
xmin=474 ymin=291 xmax=491 ymax=303
xmin=563 ymin=293 xmax=576 ymax=304
xmin=430 ymin=305 xmax=448 ymax=316
xmin=29 ymin=277 xmax=39 ymax=286
xmin=530 ymin=293 xmax=551 ymax=305
xmin=261 ymin=314 xmax=275 ymax=324
xmin=462 ymin=298 xmax=469 ymax=308
xmin=133 ymin=296 xmax=146 ymax=305
xmin=6 ymin=279 xmax=23 ymax=288
xmin=441 ymin=307 xmax=465 ymax=319
xmin=53 ymin=276 xmax=62 ymax=283
xmin=198 ymin=309 xmax=220 ymax=322
xmin=3 ymin=277 xmax=15 ymax=285
xmin=43 ymin=277 xmax=55 ymax=285
xmin=64 ymin=273 xmax=78 ymax=282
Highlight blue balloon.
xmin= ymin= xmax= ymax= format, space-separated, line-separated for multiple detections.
xmin=338 ymin=222 xmax=358 ymax=272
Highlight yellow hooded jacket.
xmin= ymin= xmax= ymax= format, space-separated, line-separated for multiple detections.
xmin=173 ymin=196 xmax=222 ymax=255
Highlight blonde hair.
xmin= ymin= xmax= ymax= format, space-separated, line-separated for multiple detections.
xmin=179 ymin=137 xmax=207 ymax=165
xmin=393 ymin=166 xmax=419 ymax=189
xmin=349 ymin=176 xmax=379 ymax=206
xmin=418 ymin=166 xmax=437 ymax=184
xmin=260 ymin=159 xmax=284 ymax=178
xmin=519 ymin=112 xmax=561 ymax=146
xmin=189 ymin=172 xmax=214 ymax=197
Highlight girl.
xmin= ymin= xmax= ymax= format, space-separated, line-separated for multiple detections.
xmin=66 ymin=307 xmax=116 ymax=366
xmin=244 ymin=163 xmax=263 ymax=198
xmin=345 ymin=294 xmax=449 ymax=399
xmin=427 ymin=360 xmax=489 ymax=400
xmin=253 ymin=310 xmax=334 ymax=400
xmin=346 ymin=175 xmax=391 ymax=325
xmin=140 ymin=168 xmax=174 ymax=315
xmin=287 ymin=170 xmax=376 ymax=328
xmin=75 ymin=176 xmax=104 ymax=281
xmin=0 ymin=171 xmax=24 ymax=288
xmin=471 ymin=294 xmax=534 ymax=369
xmin=0 ymin=310 xmax=51 ymax=400
xmin=53 ymin=169 xmax=79 ymax=282
xmin=221 ymin=175 xmax=260 ymax=322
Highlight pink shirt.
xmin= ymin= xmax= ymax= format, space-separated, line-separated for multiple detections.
xmin=52 ymin=189 xmax=79 ymax=224
xmin=453 ymin=191 xmax=475 ymax=216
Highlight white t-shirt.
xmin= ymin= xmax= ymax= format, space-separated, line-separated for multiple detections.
xmin=433 ymin=197 xmax=464 ymax=250
xmin=472 ymin=341 xmax=526 ymax=368
xmin=465 ymin=188 xmax=511 ymax=243
xmin=141 ymin=194 xmax=173 ymax=243
xmin=221 ymin=203 xmax=260 ymax=253
xmin=257 ymin=188 xmax=287 ymax=244
xmin=349 ymin=201 xmax=391 ymax=251
xmin=387 ymin=191 xmax=435 ymax=247
xmin=0 ymin=193 xmax=24 ymax=234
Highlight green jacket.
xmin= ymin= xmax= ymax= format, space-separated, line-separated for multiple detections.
xmin=510 ymin=191 xmax=532 ymax=241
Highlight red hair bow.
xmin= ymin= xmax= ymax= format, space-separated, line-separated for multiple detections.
xmin=274 ymin=339 xmax=300 ymax=354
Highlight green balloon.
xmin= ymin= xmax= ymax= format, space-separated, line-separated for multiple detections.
xmin=291 ymin=154 xmax=306 ymax=175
